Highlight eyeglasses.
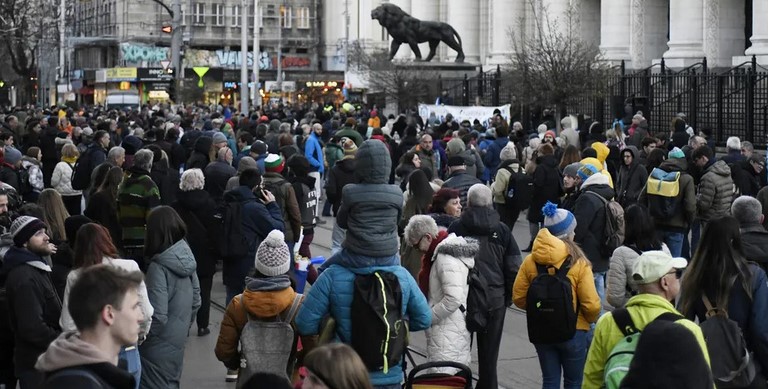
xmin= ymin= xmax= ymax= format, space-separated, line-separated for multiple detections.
xmin=412 ymin=235 xmax=427 ymax=248
xmin=665 ymin=269 xmax=684 ymax=279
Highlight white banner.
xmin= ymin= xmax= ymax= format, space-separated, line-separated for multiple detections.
xmin=418 ymin=104 xmax=511 ymax=129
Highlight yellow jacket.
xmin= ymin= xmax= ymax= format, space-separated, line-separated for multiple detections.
xmin=513 ymin=228 xmax=601 ymax=331
xmin=582 ymin=293 xmax=710 ymax=389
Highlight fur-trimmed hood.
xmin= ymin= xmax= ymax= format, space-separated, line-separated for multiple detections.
xmin=432 ymin=233 xmax=478 ymax=269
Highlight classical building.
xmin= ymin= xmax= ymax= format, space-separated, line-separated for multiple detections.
xmin=322 ymin=0 xmax=767 ymax=72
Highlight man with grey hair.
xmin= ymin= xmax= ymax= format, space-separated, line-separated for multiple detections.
xmin=722 ymin=136 xmax=745 ymax=165
xmin=741 ymin=141 xmax=755 ymax=158
xmin=107 ymin=146 xmax=126 ymax=168
xmin=732 ymin=196 xmax=768 ymax=266
xmin=117 ymin=148 xmax=161 ymax=267
xmin=448 ymin=183 xmax=521 ymax=389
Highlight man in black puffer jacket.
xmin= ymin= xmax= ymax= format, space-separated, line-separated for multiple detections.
xmin=449 ymin=184 xmax=521 ymax=389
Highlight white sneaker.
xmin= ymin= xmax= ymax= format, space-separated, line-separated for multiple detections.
xmin=225 ymin=369 xmax=238 ymax=382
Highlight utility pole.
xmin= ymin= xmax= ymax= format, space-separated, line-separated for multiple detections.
xmin=343 ymin=0 xmax=349 ymax=88
xmin=276 ymin=1 xmax=283 ymax=92
xmin=58 ymin=0 xmax=66 ymax=105
xmin=170 ymin=0 xmax=182 ymax=102
xmin=251 ymin=0 xmax=259 ymax=108
xmin=240 ymin=0 xmax=249 ymax=113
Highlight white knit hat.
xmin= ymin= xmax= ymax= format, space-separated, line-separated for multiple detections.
xmin=255 ymin=230 xmax=291 ymax=276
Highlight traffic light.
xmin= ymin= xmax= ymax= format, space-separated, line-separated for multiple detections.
xmin=162 ymin=25 xmax=172 ymax=34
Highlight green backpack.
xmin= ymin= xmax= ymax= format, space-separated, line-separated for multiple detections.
xmin=603 ymin=309 xmax=683 ymax=388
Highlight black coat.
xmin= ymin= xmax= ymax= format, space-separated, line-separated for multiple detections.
xmin=172 ymin=189 xmax=218 ymax=277
xmin=149 ymin=161 xmax=180 ymax=206
xmin=573 ymin=180 xmax=616 ymax=272
xmin=326 ymin=158 xmax=357 ymax=215
xmin=204 ymin=161 xmax=237 ymax=202
xmin=741 ymin=224 xmax=768 ymax=269
xmin=84 ymin=191 xmax=122 ymax=249
xmin=39 ymin=126 xmax=61 ymax=164
xmin=528 ymin=154 xmax=562 ymax=223
xmin=185 ymin=136 xmax=212 ymax=171
xmin=442 ymin=170 xmax=482 ymax=208
xmin=42 ymin=362 xmax=136 ymax=389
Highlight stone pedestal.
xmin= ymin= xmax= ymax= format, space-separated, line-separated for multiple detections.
xmin=746 ymin=0 xmax=768 ymax=55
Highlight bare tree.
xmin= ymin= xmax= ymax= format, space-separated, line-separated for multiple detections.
xmin=507 ymin=0 xmax=616 ymax=128
xmin=0 ymin=0 xmax=59 ymax=104
xmin=348 ymin=41 xmax=439 ymax=114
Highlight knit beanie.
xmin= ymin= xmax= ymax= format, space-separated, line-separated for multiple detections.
xmin=577 ymin=163 xmax=599 ymax=180
xmin=5 ymin=146 xmax=23 ymax=165
xmin=212 ymin=131 xmax=227 ymax=145
xmin=668 ymin=147 xmax=685 ymax=159
xmin=255 ymin=230 xmax=291 ymax=276
xmin=264 ymin=153 xmax=285 ymax=173
xmin=500 ymin=143 xmax=517 ymax=161
xmin=237 ymin=156 xmax=258 ymax=174
xmin=342 ymin=138 xmax=358 ymax=158
xmin=544 ymin=130 xmax=557 ymax=139
xmin=563 ymin=162 xmax=583 ymax=178
xmin=542 ymin=202 xmax=577 ymax=238
xmin=11 ymin=216 xmax=48 ymax=247
xmin=446 ymin=138 xmax=466 ymax=155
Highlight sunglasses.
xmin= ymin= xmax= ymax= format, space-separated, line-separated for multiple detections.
xmin=665 ymin=269 xmax=684 ymax=279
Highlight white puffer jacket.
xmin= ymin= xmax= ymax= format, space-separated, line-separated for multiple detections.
xmin=425 ymin=233 xmax=479 ymax=374
xmin=606 ymin=243 xmax=670 ymax=308
xmin=51 ymin=161 xmax=81 ymax=196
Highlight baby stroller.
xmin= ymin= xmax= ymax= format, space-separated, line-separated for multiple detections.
xmin=403 ymin=349 xmax=473 ymax=389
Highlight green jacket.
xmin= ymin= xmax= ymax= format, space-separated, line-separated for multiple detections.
xmin=117 ymin=168 xmax=161 ymax=249
xmin=582 ymin=293 xmax=710 ymax=389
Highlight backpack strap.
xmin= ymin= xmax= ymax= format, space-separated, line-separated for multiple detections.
xmin=281 ymin=293 xmax=303 ymax=323
xmin=653 ymin=312 xmax=684 ymax=323
xmin=585 ymin=190 xmax=609 ymax=205
xmin=612 ymin=308 xmax=639 ymax=337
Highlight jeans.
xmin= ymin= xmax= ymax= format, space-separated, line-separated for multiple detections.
xmin=476 ymin=307 xmax=507 ymax=389
xmin=118 ymin=346 xmax=142 ymax=389
xmin=534 ymin=330 xmax=589 ymax=389
xmin=331 ymin=222 xmax=346 ymax=257
xmin=287 ymin=241 xmax=295 ymax=264
xmin=661 ymin=231 xmax=685 ymax=258
xmin=594 ymin=272 xmax=606 ymax=315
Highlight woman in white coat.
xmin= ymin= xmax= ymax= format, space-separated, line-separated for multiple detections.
xmin=425 ymin=233 xmax=479 ymax=373
xmin=51 ymin=143 xmax=83 ymax=215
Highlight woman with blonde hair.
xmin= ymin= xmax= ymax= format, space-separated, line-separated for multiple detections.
xmin=513 ymin=202 xmax=601 ymax=389
xmin=303 ymin=343 xmax=373 ymax=389
xmin=38 ymin=188 xmax=70 ymax=244
xmin=51 ymin=143 xmax=82 ymax=215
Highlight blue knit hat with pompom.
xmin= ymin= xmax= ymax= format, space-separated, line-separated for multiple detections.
xmin=542 ymin=202 xmax=577 ymax=238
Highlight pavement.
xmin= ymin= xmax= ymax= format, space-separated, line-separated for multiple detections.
xmin=180 ymin=208 xmax=543 ymax=388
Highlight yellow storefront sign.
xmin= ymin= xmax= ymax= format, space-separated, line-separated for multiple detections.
xmin=106 ymin=67 xmax=137 ymax=81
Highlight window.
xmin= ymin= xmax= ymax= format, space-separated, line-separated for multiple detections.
xmin=296 ymin=7 xmax=309 ymax=29
xmin=193 ymin=2 xmax=205 ymax=25
xmin=231 ymin=5 xmax=239 ymax=27
xmin=280 ymin=6 xmax=291 ymax=28
xmin=213 ymin=3 xmax=224 ymax=26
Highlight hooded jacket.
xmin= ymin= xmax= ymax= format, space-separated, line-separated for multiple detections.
xmin=573 ymin=173 xmax=615 ymax=272
xmin=513 ymin=228 xmax=601 ymax=331
xmin=606 ymin=244 xmax=670 ymax=308
xmin=697 ymin=160 xmax=734 ymax=222
xmin=528 ymin=154 xmax=562 ymax=223
xmin=448 ymin=206 xmax=522 ymax=309
xmin=638 ymin=157 xmax=697 ymax=231
xmin=492 ymin=159 xmax=524 ymax=205
xmin=426 ymin=234 xmax=478 ymax=373
xmin=615 ymin=146 xmax=647 ymax=208
xmin=483 ymin=136 xmax=511 ymax=178
xmin=304 ymin=132 xmax=324 ymax=174
xmin=338 ymin=140 xmax=403 ymax=257
xmin=172 ymin=189 xmax=219 ymax=277
xmin=295 ymin=249 xmax=432 ymax=386
xmin=203 ymin=159 xmax=236 ymax=201
xmin=326 ymin=157 xmax=356 ymax=215
xmin=140 ymin=239 xmax=201 ymax=389
xmin=20 ymin=156 xmax=44 ymax=193
xmin=0 ymin=246 xmax=61 ymax=373
xmin=116 ymin=167 xmax=161 ymax=249
xmin=215 ymin=276 xmax=314 ymax=371
xmin=185 ymin=136 xmax=212 ymax=171
xmin=740 ymin=223 xmax=768 ymax=268
xmin=36 ymin=332 xmax=135 ymax=389
xmin=583 ymin=293 xmax=709 ymax=388
xmin=51 ymin=160 xmax=81 ymax=196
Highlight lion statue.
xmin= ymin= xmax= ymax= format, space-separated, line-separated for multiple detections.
xmin=371 ymin=4 xmax=465 ymax=63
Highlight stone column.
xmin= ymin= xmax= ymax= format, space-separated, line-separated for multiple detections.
xmin=663 ymin=0 xmax=706 ymax=67
xmin=600 ymin=0 xmax=632 ymax=65
xmin=488 ymin=0 xmax=526 ymax=64
xmin=746 ymin=0 xmax=768 ymax=55
xmin=447 ymin=0 xmax=480 ymax=63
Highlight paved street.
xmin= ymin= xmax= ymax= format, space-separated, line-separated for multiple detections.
xmin=180 ymin=211 xmax=542 ymax=389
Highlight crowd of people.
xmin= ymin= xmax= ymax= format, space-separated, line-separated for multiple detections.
xmin=0 ymin=102 xmax=767 ymax=389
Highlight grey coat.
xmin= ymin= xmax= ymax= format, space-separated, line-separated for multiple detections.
xmin=338 ymin=140 xmax=403 ymax=257
xmin=697 ymin=160 xmax=734 ymax=222
xmin=140 ymin=239 xmax=201 ymax=389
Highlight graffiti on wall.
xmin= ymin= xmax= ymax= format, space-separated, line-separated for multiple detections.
xmin=183 ymin=49 xmax=311 ymax=70
xmin=120 ymin=43 xmax=170 ymax=64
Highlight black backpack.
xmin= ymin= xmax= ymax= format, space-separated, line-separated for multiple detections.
xmin=351 ymin=271 xmax=408 ymax=373
xmin=504 ymin=166 xmax=533 ymax=209
xmin=525 ymin=257 xmax=578 ymax=344
xmin=71 ymin=149 xmax=93 ymax=190
xmin=459 ymin=263 xmax=491 ymax=333
xmin=212 ymin=197 xmax=249 ymax=261
xmin=701 ymin=290 xmax=757 ymax=388
xmin=17 ymin=165 xmax=33 ymax=195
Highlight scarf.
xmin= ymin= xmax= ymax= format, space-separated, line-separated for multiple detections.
xmin=61 ymin=155 xmax=78 ymax=165
xmin=245 ymin=274 xmax=291 ymax=291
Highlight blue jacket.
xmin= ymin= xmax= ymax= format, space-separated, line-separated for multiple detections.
xmin=221 ymin=186 xmax=284 ymax=288
xmin=483 ymin=136 xmax=510 ymax=179
xmin=304 ymin=132 xmax=324 ymax=174
xmin=295 ymin=249 xmax=432 ymax=386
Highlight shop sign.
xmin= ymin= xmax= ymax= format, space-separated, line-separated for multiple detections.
xmin=106 ymin=68 xmax=137 ymax=82
xmin=137 ymin=68 xmax=173 ymax=82
xmin=120 ymin=43 xmax=170 ymax=65
xmin=265 ymin=81 xmax=296 ymax=92
xmin=146 ymin=82 xmax=171 ymax=91
xmin=183 ymin=49 xmax=311 ymax=70
xmin=305 ymin=81 xmax=339 ymax=88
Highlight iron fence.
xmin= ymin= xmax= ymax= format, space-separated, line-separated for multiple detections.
xmin=438 ymin=56 xmax=768 ymax=147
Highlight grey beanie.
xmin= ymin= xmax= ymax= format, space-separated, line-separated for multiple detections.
xmin=255 ymin=230 xmax=291 ymax=276
xmin=4 ymin=147 xmax=22 ymax=165
xmin=563 ymin=162 xmax=583 ymax=178
xmin=212 ymin=131 xmax=227 ymax=145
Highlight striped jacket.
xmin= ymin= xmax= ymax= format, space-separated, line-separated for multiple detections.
xmin=117 ymin=167 xmax=161 ymax=249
